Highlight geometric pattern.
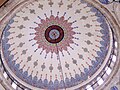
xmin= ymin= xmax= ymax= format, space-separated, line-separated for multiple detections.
xmin=1 ymin=0 xmax=113 ymax=89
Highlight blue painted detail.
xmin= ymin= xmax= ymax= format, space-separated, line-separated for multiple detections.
xmin=65 ymin=77 xmax=70 ymax=87
xmin=97 ymin=51 xmax=105 ymax=57
xmin=11 ymin=61 xmax=15 ymax=71
xmin=4 ymin=51 xmax=11 ymax=60
xmin=48 ymin=81 xmax=54 ymax=90
xmin=100 ymin=47 xmax=107 ymax=54
xmin=37 ymin=79 xmax=43 ymax=88
xmin=100 ymin=29 xmax=109 ymax=35
xmin=2 ymin=39 xmax=8 ymax=50
xmin=5 ymin=31 xmax=10 ymax=37
xmin=14 ymin=64 xmax=20 ymax=76
xmin=90 ymin=7 xmax=98 ymax=12
xmin=102 ymin=35 xmax=109 ymax=42
xmin=95 ymin=57 xmax=102 ymax=64
xmin=5 ymin=38 xmax=9 ymax=43
xmin=95 ymin=11 xmax=103 ymax=17
xmin=4 ymin=44 xmax=10 ymax=50
xmin=99 ymin=0 xmax=110 ymax=4
xmin=8 ymin=55 xmax=14 ymax=61
xmin=2 ymin=40 xmax=6 ymax=46
xmin=84 ymin=68 xmax=89 ymax=75
xmin=81 ymin=72 xmax=88 ymax=81
xmin=100 ymin=41 xmax=107 ymax=47
xmin=4 ymin=25 xmax=11 ymax=31
xmin=17 ymin=69 xmax=23 ymax=79
xmin=100 ymin=23 xmax=109 ymax=30
xmin=95 ymin=60 xmax=99 ymax=65
xmin=32 ymin=76 xmax=38 ymax=85
xmin=70 ymin=77 xmax=76 ymax=86
xmin=8 ymin=60 xmax=12 ymax=68
xmin=16 ymin=70 xmax=20 ymax=78
xmin=75 ymin=74 xmax=81 ymax=82
xmin=110 ymin=86 xmax=118 ymax=90
xmin=91 ymin=60 xmax=96 ymax=66
xmin=90 ymin=6 xmax=107 ymax=25
xmin=23 ymin=71 xmax=28 ymax=79
xmin=15 ymin=64 xmax=20 ymax=70
xmin=9 ymin=19 xmax=14 ymax=24
xmin=89 ymin=66 xmax=95 ymax=76
xmin=54 ymin=79 xmax=59 ymax=89
xmin=43 ymin=79 xmax=48 ymax=87
xmin=92 ymin=60 xmax=98 ymax=69
xmin=59 ymin=80 xmax=64 ymax=88
xmin=97 ymin=16 xmax=105 ymax=23
xmin=27 ymin=75 xmax=33 ymax=85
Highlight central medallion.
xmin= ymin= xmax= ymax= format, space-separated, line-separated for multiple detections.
xmin=34 ymin=15 xmax=75 ymax=54
xmin=45 ymin=25 xmax=64 ymax=43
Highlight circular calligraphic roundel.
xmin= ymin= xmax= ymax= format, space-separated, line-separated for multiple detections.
xmin=45 ymin=25 xmax=64 ymax=43
xmin=1 ymin=0 xmax=113 ymax=89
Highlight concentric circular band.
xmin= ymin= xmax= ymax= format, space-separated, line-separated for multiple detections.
xmin=45 ymin=25 xmax=64 ymax=43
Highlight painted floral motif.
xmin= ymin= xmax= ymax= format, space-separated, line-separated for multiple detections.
xmin=34 ymin=15 xmax=75 ymax=54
